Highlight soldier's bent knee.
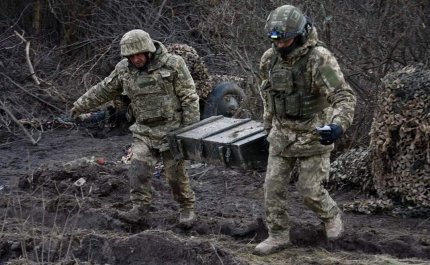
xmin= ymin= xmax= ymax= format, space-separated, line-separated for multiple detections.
xmin=297 ymin=184 xmax=321 ymax=198
xmin=129 ymin=159 xmax=153 ymax=181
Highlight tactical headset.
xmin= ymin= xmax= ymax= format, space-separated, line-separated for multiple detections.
xmin=268 ymin=16 xmax=313 ymax=45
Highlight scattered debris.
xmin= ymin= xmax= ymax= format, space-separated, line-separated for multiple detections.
xmin=63 ymin=156 xmax=96 ymax=172
xmin=73 ymin=177 xmax=86 ymax=187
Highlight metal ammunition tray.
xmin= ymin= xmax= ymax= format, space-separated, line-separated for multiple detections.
xmin=168 ymin=116 xmax=268 ymax=170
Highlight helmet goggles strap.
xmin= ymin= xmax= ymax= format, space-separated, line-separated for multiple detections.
xmin=268 ymin=30 xmax=301 ymax=41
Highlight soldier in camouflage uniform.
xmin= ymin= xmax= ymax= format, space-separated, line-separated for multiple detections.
xmin=254 ymin=5 xmax=356 ymax=255
xmin=71 ymin=29 xmax=200 ymax=227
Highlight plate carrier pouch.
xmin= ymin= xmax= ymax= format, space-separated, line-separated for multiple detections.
xmin=267 ymin=42 xmax=329 ymax=120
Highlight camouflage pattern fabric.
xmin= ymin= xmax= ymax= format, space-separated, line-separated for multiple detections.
xmin=129 ymin=137 xmax=195 ymax=210
xmin=264 ymin=151 xmax=340 ymax=234
xmin=264 ymin=5 xmax=307 ymax=39
xmin=73 ymin=40 xmax=200 ymax=151
xmin=120 ymin=29 xmax=156 ymax=56
xmin=166 ymin=43 xmax=212 ymax=99
xmin=73 ymin=38 xmax=199 ymax=211
xmin=259 ymin=25 xmax=355 ymax=237
xmin=260 ymin=27 xmax=356 ymax=157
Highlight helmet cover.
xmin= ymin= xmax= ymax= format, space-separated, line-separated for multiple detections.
xmin=120 ymin=29 xmax=156 ymax=56
xmin=264 ymin=5 xmax=307 ymax=40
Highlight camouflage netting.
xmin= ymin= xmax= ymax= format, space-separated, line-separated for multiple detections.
xmin=370 ymin=64 xmax=430 ymax=207
xmin=166 ymin=43 xmax=212 ymax=98
xmin=329 ymin=65 xmax=430 ymax=214
xmin=329 ymin=148 xmax=374 ymax=193
xmin=328 ymin=148 xmax=390 ymax=214
xmin=209 ymin=74 xmax=246 ymax=89
xmin=165 ymin=44 xmax=259 ymax=119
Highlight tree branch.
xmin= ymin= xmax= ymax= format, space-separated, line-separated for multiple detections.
xmin=0 ymin=101 xmax=41 ymax=145
xmin=155 ymin=0 xmax=168 ymax=23
xmin=0 ymin=73 xmax=64 ymax=112
xmin=14 ymin=30 xmax=41 ymax=86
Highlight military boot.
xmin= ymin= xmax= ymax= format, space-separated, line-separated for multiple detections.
xmin=253 ymin=232 xmax=290 ymax=256
xmin=118 ymin=205 xmax=149 ymax=224
xmin=325 ymin=213 xmax=344 ymax=239
xmin=178 ymin=208 xmax=196 ymax=228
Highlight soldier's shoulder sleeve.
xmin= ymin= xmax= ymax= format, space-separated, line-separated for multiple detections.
xmin=311 ymin=46 xmax=343 ymax=89
xmin=166 ymin=53 xmax=199 ymax=125
xmin=261 ymin=48 xmax=273 ymax=63
xmin=310 ymin=46 xmax=356 ymax=130
xmin=115 ymin=58 xmax=129 ymax=71
xmin=260 ymin=48 xmax=274 ymax=80
xmin=165 ymin=54 xmax=193 ymax=80
xmin=259 ymin=48 xmax=274 ymax=129
xmin=74 ymin=61 xmax=125 ymax=112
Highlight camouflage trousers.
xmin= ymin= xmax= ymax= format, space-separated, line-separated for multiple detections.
xmin=128 ymin=137 xmax=195 ymax=210
xmin=264 ymin=151 xmax=340 ymax=235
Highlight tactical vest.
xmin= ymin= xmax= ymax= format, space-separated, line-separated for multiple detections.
xmin=268 ymin=44 xmax=329 ymax=119
xmin=124 ymin=58 xmax=181 ymax=126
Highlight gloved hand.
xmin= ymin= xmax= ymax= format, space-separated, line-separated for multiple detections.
xmin=317 ymin=124 xmax=343 ymax=145
xmin=70 ymin=106 xmax=83 ymax=120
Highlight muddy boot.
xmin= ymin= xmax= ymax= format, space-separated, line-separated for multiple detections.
xmin=253 ymin=232 xmax=290 ymax=256
xmin=325 ymin=213 xmax=344 ymax=239
xmin=178 ymin=208 xmax=196 ymax=228
xmin=118 ymin=205 xmax=148 ymax=224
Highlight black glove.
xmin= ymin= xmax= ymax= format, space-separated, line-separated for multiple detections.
xmin=317 ymin=124 xmax=343 ymax=145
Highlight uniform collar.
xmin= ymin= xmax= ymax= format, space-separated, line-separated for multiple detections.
xmin=146 ymin=40 xmax=169 ymax=72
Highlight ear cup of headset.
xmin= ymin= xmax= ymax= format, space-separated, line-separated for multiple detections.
xmin=297 ymin=22 xmax=311 ymax=45
xmin=297 ymin=33 xmax=306 ymax=45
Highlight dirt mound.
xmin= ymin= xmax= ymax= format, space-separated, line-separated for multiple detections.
xmin=1 ymin=228 xmax=248 ymax=265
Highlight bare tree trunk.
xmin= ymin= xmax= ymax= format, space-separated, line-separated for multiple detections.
xmin=32 ymin=0 xmax=42 ymax=35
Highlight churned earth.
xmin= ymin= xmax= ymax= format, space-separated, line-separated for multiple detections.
xmin=0 ymin=127 xmax=429 ymax=265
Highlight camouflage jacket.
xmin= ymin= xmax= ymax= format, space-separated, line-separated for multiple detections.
xmin=259 ymin=27 xmax=356 ymax=157
xmin=73 ymin=41 xmax=200 ymax=150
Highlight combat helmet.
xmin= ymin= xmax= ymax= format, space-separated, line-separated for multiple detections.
xmin=120 ymin=29 xmax=156 ymax=57
xmin=264 ymin=5 xmax=309 ymax=42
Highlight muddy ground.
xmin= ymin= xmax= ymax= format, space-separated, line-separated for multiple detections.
xmin=0 ymin=126 xmax=429 ymax=265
